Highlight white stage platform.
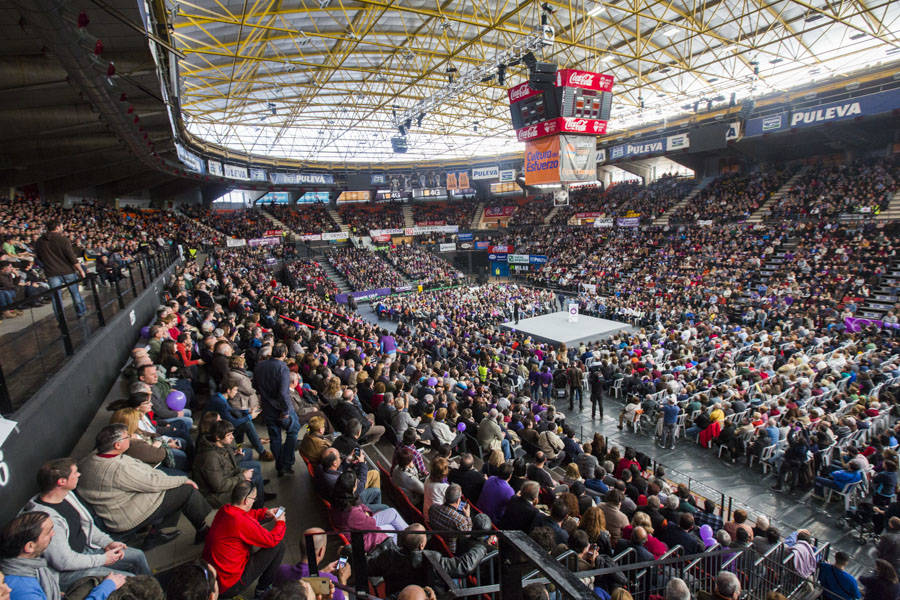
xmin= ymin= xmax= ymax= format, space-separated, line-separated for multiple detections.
xmin=500 ymin=311 xmax=633 ymax=346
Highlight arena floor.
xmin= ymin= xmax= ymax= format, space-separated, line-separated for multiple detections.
xmin=499 ymin=311 xmax=633 ymax=345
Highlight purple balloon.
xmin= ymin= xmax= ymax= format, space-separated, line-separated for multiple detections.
xmin=166 ymin=390 xmax=187 ymax=411
xmin=140 ymin=326 xmax=150 ymax=338
xmin=457 ymin=422 xmax=466 ymax=432
xmin=427 ymin=377 xmax=438 ymax=387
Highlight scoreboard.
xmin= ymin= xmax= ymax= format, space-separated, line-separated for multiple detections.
xmin=509 ymin=68 xmax=615 ymax=141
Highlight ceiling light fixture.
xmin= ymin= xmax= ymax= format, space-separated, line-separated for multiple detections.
xmin=587 ymin=4 xmax=604 ymax=16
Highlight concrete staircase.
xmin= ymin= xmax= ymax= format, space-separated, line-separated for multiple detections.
xmin=259 ymin=209 xmax=295 ymax=243
xmin=174 ymin=208 xmax=227 ymax=241
xmin=326 ymin=205 xmax=350 ymax=233
xmin=857 ymin=258 xmax=899 ymax=320
xmin=544 ymin=205 xmax=560 ymax=224
xmin=653 ymin=175 xmax=716 ymax=225
xmin=731 ymin=237 xmax=799 ymax=317
xmin=747 ymin=166 xmax=809 ymax=224
xmin=318 ymin=256 xmax=353 ymax=294
xmin=875 ymin=190 xmax=900 ymax=222
xmin=470 ymin=202 xmax=485 ymax=229
xmin=402 ymin=204 xmax=414 ymax=228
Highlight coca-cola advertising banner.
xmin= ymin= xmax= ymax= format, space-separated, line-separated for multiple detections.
xmin=484 ymin=206 xmax=517 ymax=218
xmin=556 ymin=69 xmax=615 ymax=92
xmin=507 ymin=82 xmax=543 ymax=104
xmin=265 ymin=230 xmax=282 ymax=237
xmin=516 ymin=117 xmax=608 ymax=142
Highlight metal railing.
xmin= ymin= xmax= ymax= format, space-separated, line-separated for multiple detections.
xmin=0 ymin=247 xmax=180 ymax=414
xmin=304 ymin=527 xmax=824 ymax=600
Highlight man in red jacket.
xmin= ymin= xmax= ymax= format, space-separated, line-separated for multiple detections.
xmin=203 ymin=481 xmax=286 ymax=599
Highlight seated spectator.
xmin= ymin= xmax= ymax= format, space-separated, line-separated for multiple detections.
xmin=500 ymin=481 xmax=542 ymax=533
xmin=817 ymin=551 xmax=860 ymax=600
xmin=206 ymin=378 xmax=273 ymax=461
xmin=0 ymin=512 xmax=126 ymax=600
xmin=330 ymin=471 xmax=408 ymax=552
xmin=599 ymin=490 xmax=629 ymax=547
xmin=299 ymin=416 xmax=331 ymax=466
xmin=448 ymin=453 xmax=485 ymax=503
xmin=698 ymin=571 xmax=741 ymax=600
xmin=163 ymin=560 xmax=219 ymax=600
xmin=22 ymin=458 xmax=151 ymax=590
xmin=315 ymin=448 xmax=383 ymax=509
xmin=428 ymin=485 xmax=473 ymax=554
xmin=423 ymin=457 xmax=450 ymax=522
xmin=366 ymin=522 xmax=491 ymax=597
xmin=859 ymin=559 xmax=900 ymax=600
xmin=77 ymin=424 xmax=211 ymax=546
xmin=657 ymin=513 xmax=704 ymax=555
xmin=477 ymin=463 xmax=515 ymax=523
xmin=202 ymin=481 xmax=286 ymax=599
xmin=274 ymin=528 xmax=350 ymax=599
xmin=390 ymin=447 xmax=425 ymax=507
xmin=193 ymin=421 xmax=272 ymax=509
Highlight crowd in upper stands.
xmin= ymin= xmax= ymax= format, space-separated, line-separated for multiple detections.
xmin=182 ymin=207 xmax=272 ymax=240
xmin=266 ymin=205 xmax=341 ymax=236
xmin=3 ymin=153 xmax=900 ymax=600
xmin=339 ymin=203 xmax=404 ymax=234
xmin=378 ymin=245 xmax=463 ymax=286
xmin=670 ymin=167 xmax=797 ymax=224
xmin=769 ymin=157 xmax=898 ymax=220
xmin=411 ymin=200 xmax=479 ymax=227
xmin=326 ymin=246 xmax=404 ymax=291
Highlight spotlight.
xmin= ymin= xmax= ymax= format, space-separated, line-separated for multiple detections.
xmin=498 ymin=64 xmax=506 ymax=85
xmin=523 ymin=52 xmax=537 ymax=69
xmin=404 ymin=118 xmax=412 ymax=130
xmin=398 ymin=125 xmax=406 ymax=136
xmin=446 ymin=67 xmax=457 ymax=83
xmin=473 ymin=122 xmax=479 ymax=133
xmin=417 ymin=113 xmax=424 ymax=127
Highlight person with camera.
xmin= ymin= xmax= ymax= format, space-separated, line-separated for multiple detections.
xmin=314 ymin=448 xmax=384 ymax=510
xmin=203 ymin=481 xmax=286 ymax=600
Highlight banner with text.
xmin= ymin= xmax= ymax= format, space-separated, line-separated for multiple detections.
xmin=439 ymin=243 xmax=457 ymax=252
xmin=499 ymin=169 xmax=516 ymax=183
xmin=484 ymin=206 xmax=517 ymax=218
xmin=248 ymin=236 xmax=281 ymax=247
xmin=269 ymin=172 xmax=335 ymax=185
xmin=559 ymin=135 xmax=598 ymax=182
xmin=525 ymin=135 xmax=561 ymax=185
xmin=472 ymin=166 xmax=500 ymax=180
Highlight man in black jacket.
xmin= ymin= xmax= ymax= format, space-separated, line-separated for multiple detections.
xmin=333 ymin=389 xmax=384 ymax=445
xmin=448 ymin=454 xmax=485 ymax=503
xmin=367 ymin=521 xmax=490 ymax=596
xmin=657 ymin=512 xmax=704 ymax=555
xmin=253 ymin=343 xmax=300 ymax=477
xmin=499 ymin=481 xmax=541 ymax=533
xmin=34 ymin=219 xmax=86 ymax=318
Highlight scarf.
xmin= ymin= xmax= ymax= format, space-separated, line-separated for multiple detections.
xmin=0 ymin=556 xmax=61 ymax=600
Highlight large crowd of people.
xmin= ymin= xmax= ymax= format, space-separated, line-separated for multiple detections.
xmin=411 ymin=200 xmax=479 ymax=227
xmin=3 ymin=153 xmax=900 ymax=600
xmin=769 ymin=158 xmax=898 ymax=220
xmin=265 ymin=205 xmax=341 ymax=236
xmin=326 ymin=246 xmax=405 ymax=291
xmin=339 ymin=203 xmax=404 ymax=234
xmin=378 ymin=245 xmax=463 ymax=286
xmin=182 ymin=207 xmax=273 ymax=240
xmin=670 ymin=167 xmax=797 ymax=224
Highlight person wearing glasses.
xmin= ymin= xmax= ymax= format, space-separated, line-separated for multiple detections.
xmin=203 ymin=481 xmax=286 ymax=600
xmin=76 ymin=424 xmax=212 ymax=548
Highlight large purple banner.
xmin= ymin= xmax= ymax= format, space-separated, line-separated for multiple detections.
xmin=335 ymin=287 xmax=392 ymax=304
xmin=844 ymin=316 xmax=900 ymax=332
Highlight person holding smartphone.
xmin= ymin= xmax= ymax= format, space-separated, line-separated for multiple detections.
xmin=427 ymin=485 xmax=472 ymax=554
xmin=274 ymin=528 xmax=351 ymax=600
xmin=203 ymin=481 xmax=286 ymax=599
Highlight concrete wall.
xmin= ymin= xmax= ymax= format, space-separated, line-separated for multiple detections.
xmin=0 ymin=258 xmax=182 ymax=523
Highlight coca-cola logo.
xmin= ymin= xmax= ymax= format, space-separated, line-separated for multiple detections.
xmin=518 ymin=125 xmax=538 ymax=139
xmin=568 ymin=72 xmax=595 ymax=87
xmin=564 ymin=118 xmax=589 ymax=132
xmin=510 ymin=84 xmax=533 ymax=101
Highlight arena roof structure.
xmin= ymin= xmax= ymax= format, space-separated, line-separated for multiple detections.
xmin=168 ymin=0 xmax=900 ymax=162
